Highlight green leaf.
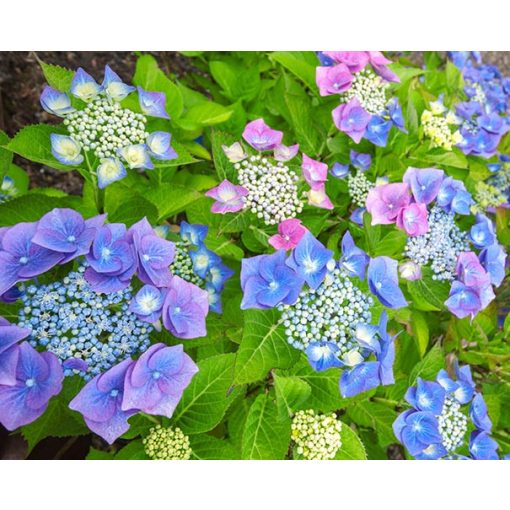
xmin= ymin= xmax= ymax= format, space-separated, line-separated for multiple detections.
xmin=408 ymin=343 xmax=445 ymax=385
xmin=372 ymin=230 xmax=407 ymax=257
xmin=86 ymin=447 xmax=115 ymax=460
xmin=21 ymin=376 xmax=88 ymax=454
xmin=144 ymin=183 xmax=202 ymax=221
xmin=0 ymin=193 xmax=79 ymax=227
xmin=274 ymin=374 xmax=312 ymax=419
xmin=209 ymin=60 xmax=261 ymax=102
xmin=107 ymin=195 xmax=159 ymax=226
xmin=4 ymin=163 xmax=29 ymax=193
xmin=410 ymin=310 xmax=430 ymax=357
xmin=335 ymin=424 xmax=367 ymax=460
xmin=346 ymin=401 xmax=397 ymax=447
xmin=234 ymin=309 xmax=299 ymax=384
xmin=173 ymin=353 xmax=241 ymax=434
xmin=210 ymin=130 xmax=237 ymax=181
xmin=241 ymin=394 xmax=291 ymax=460
xmin=133 ymin=54 xmax=184 ymax=119
xmin=181 ymin=102 xmax=233 ymax=127
xmin=114 ymin=440 xmax=149 ymax=460
xmin=7 ymin=124 xmax=73 ymax=171
xmin=407 ymin=268 xmax=450 ymax=311
xmin=189 ymin=434 xmax=239 ymax=460
xmin=270 ymin=51 xmax=318 ymax=90
xmin=39 ymin=61 xmax=74 ymax=92
xmin=0 ymin=130 xmax=13 ymax=178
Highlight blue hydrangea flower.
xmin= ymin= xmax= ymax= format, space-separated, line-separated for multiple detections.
xmin=367 ymin=256 xmax=407 ymax=309
xmin=286 ymin=232 xmax=333 ymax=290
xmin=339 ymin=230 xmax=369 ymax=280
xmin=70 ymin=67 xmax=102 ymax=102
xmin=96 ymin=158 xmax=127 ymax=189
xmin=137 ymin=87 xmax=170 ymax=119
xmin=437 ymin=177 xmax=474 ymax=215
xmin=40 ymin=86 xmax=75 ymax=117
xmin=388 ymin=97 xmax=406 ymax=132
xmin=331 ymin=162 xmax=349 ymax=179
xmin=117 ymin=144 xmax=154 ymax=170
xmin=102 ymin=64 xmax=136 ymax=101
xmin=50 ymin=134 xmax=84 ymax=166
xmin=350 ymin=150 xmax=372 ymax=171
xmin=364 ymin=116 xmax=392 ymax=147
xmin=403 ymin=167 xmax=444 ymax=205
xmin=305 ymin=341 xmax=343 ymax=371
xmin=393 ymin=366 xmax=498 ymax=460
xmin=69 ymin=358 xmax=136 ymax=444
xmin=479 ymin=243 xmax=507 ymax=286
xmin=129 ymin=285 xmax=165 ymax=324
xmin=470 ymin=214 xmax=496 ymax=248
xmin=340 ymin=361 xmax=381 ymax=397
xmin=0 ymin=342 xmax=63 ymax=430
xmin=147 ymin=131 xmax=178 ymax=160
xmin=180 ymin=222 xmax=208 ymax=246
xmin=241 ymin=251 xmax=304 ymax=309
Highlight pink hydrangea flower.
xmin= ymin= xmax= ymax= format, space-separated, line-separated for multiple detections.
xmin=205 ymin=179 xmax=248 ymax=214
xmin=316 ymin=64 xmax=353 ymax=96
xmin=302 ymin=154 xmax=328 ymax=187
xmin=268 ymin=219 xmax=308 ymax=250
xmin=456 ymin=252 xmax=491 ymax=288
xmin=366 ymin=183 xmax=411 ymax=224
xmin=323 ymin=51 xmax=369 ymax=72
xmin=242 ymin=119 xmax=283 ymax=151
xmin=332 ymin=97 xmax=371 ymax=143
xmin=368 ymin=51 xmax=400 ymax=83
xmin=306 ymin=183 xmax=334 ymax=210
xmin=396 ymin=202 xmax=429 ymax=236
xmin=274 ymin=143 xmax=299 ymax=162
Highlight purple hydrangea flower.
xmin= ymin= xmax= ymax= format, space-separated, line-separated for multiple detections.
xmin=366 ymin=183 xmax=411 ymax=225
xmin=396 ymin=202 xmax=429 ymax=236
xmin=40 ymin=86 xmax=75 ymax=117
xmin=479 ymin=243 xmax=507 ymax=287
xmin=364 ymin=116 xmax=392 ymax=147
xmin=273 ymin=143 xmax=299 ymax=162
xmin=240 ymin=250 xmax=304 ymax=309
xmin=301 ymin=154 xmax=328 ymax=187
xmin=286 ymin=232 xmax=333 ymax=290
xmin=315 ymin=63 xmax=353 ymax=96
xmin=69 ymin=358 xmax=136 ymax=444
xmin=0 ymin=342 xmax=63 ymax=430
xmin=470 ymin=214 xmax=496 ymax=248
xmin=399 ymin=261 xmax=422 ymax=281
xmin=32 ymin=208 xmax=105 ymax=265
xmin=137 ymin=87 xmax=170 ymax=119
xmin=162 ymin=276 xmax=209 ymax=338
xmin=445 ymin=280 xmax=494 ymax=319
xmin=0 ymin=222 xmax=63 ymax=296
xmin=306 ymin=183 xmax=334 ymax=210
xmin=350 ymin=150 xmax=372 ymax=171
xmin=368 ymin=51 xmax=400 ymax=83
xmin=456 ymin=252 xmax=491 ymax=288
xmin=0 ymin=318 xmax=30 ymax=386
xmin=403 ymin=167 xmax=444 ymax=204
xmin=268 ymin=219 xmax=308 ymax=251
xmin=367 ymin=256 xmax=408 ymax=309
xmin=323 ymin=51 xmax=369 ymax=72
xmin=331 ymin=162 xmax=350 ymax=179
xmin=332 ymin=97 xmax=371 ymax=143
xmin=205 ymin=179 xmax=248 ymax=214
xmin=242 ymin=119 xmax=283 ymax=151
xmin=128 ymin=218 xmax=175 ymax=287
xmin=146 ymin=131 xmax=178 ymax=161
xmin=122 ymin=343 xmax=198 ymax=418
xmin=85 ymin=223 xmax=137 ymax=293
xmin=437 ymin=177 xmax=474 ymax=215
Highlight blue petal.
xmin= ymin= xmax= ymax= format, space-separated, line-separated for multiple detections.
xmin=367 ymin=256 xmax=407 ymax=309
xmin=305 ymin=342 xmax=343 ymax=372
xmin=97 ymin=158 xmax=126 ymax=189
xmin=470 ymin=393 xmax=493 ymax=432
xmin=414 ymin=442 xmax=448 ymax=460
xmin=469 ymin=431 xmax=499 ymax=460
xmin=50 ymin=134 xmax=83 ymax=166
xmin=70 ymin=68 xmax=102 ymax=101
xmin=137 ymin=87 xmax=170 ymax=119
xmin=180 ymin=221 xmax=208 ymax=246
xmin=401 ymin=411 xmax=443 ymax=455
xmin=102 ymin=65 xmax=135 ymax=101
xmin=414 ymin=378 xmax=446 ymax=415
xmin=40 ymin=86 xmax=75 ymax=117
xmin=339 ymin=361 xmax=381 ymax=397
xmin=354 ymin=323 xmax=380 ymax=352
xmin=331 ymin=162 xmax=350 ymax=179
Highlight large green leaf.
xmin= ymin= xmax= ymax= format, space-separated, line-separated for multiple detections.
xmin=189 ymin=434 xmax=239 ymax=460
xmin=335 ymin=424 xmax=367 ymax=460
xmin=407 ymin=269 xmax=450 ymax=311
xmin=234 ymin=309 xmax=299 ymax=384
xmin=39 ymin=61 xmax=74 ymax=92
xmin=346 ymin=401 xmax=398 ymax=447
xmin=173 ymin=353 xmax=241 ymax=434
xmin=274 ymin=374 xmax=312 ymax=419
xmin=241 ymin=393 xmax=291 ymax=460
xmin=209 ymin=60 xmax=261 ymax=102
xmin=408 ymin=343 xmax=445 ymax=385
xmin=270 ymin=51 xmax=318 ymax=91
xmin=0 ymin=130 xmax=13 ymax=178
xmin=144 ymin=183 xmax=202 ymax=221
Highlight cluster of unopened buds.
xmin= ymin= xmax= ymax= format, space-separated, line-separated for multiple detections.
xmin=366 ymin=167 xmax=507 ymax=318
xmin=315 ymin=51 xmax=406 ymax=146
xmin=291 ymin=409 xmax=343 ymax=460
xmin=40 ymin=66 xmax=177 ymax=189
xmin=205 ymin=119 xmax=333 ymax=227
xmin=143 ymin=425 xmax=192 ymax=460
xmin=421 ymin=97 xmax=464 ymax=151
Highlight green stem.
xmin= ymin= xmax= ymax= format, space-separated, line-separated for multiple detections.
xmin=371 ymin=397 xmax=400 ymax=408
xmin=84 ymin=151 xmax=105 ymax=214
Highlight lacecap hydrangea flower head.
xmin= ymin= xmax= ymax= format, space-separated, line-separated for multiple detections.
xmin=315 ymin=51 xmax=406 ymax=147
xmin=421 ymin=96 xmax=464 ymax=151
xmin=0 ymin=208 xmax=236 ymax=443
xmin=240 ymin=229 xmax=408 ymax=397
xmin=41 ymin=65 xmax=177 ymax=189
xmin=205 ymin=118 xmax=333 ymax=227
xmin=365 ymin=167 xmax=506 ymax=319
xmin=448 ymin=52 xmax=510 ymax=159
xmin=393 ymin=364 xmax=499 ymax=460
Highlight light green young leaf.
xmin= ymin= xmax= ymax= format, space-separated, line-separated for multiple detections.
xmin=335 ymin=423 xmax=367 ymax=460
xmin=274 ymin=374 xmax=312 ymax=419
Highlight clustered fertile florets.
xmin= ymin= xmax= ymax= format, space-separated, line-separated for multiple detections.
xmin=347 ymin=170 xmax=374 ymax=207
xmin=291 ymin=409 xmax=343 ymax=460
xmin=473 ymin=181 xmax=507 ymax=212
xmin=341 ymin=69 xmax=388 ymax=115
xmin=64 ymin=97 xmax=148 ymax=159
xmin=438 ymin=396 xmax=468 ymax=452
xmin=170 ymin=242 xmax=204 ymax=287
xmin=143 ymin=425 xmax=192 ymax=460
xmin=279 ymin=268 xmax=373 ymax=357
xmin=18 ymin=265 xmax=152 ymax=379
xmin=237 ymin=155 xmax=303 ymax=225
xmin=404 ymin=205 xmax=470 ymax=281
xmin=421 ymin=107 xmax=463 ymax=150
